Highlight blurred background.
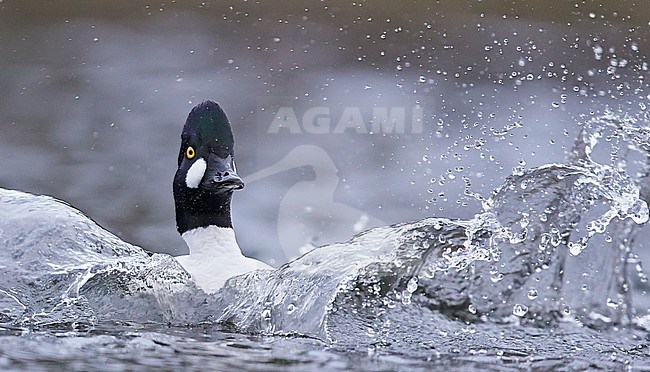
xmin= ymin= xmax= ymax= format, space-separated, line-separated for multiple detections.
xmin=0 ymin=1 xmax=648 ymax=274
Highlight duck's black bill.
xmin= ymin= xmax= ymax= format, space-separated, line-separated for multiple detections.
xmin=201 ymin=153 xmax=244 ymax=192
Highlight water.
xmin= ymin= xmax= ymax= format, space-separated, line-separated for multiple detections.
xmin=1 ymin=1 xmax=650 ymax=370
xmin=0 ymin=323 xmax=646 ymax=370
xmin=2 ymin=115 xmax=650 ymax=369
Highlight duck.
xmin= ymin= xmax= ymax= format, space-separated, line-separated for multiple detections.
xmin=172 ymin=100 xmax=272 ymax=294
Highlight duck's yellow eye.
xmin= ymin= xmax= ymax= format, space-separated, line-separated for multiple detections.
xmin=186 ymin=146 xmax=195 ymax=159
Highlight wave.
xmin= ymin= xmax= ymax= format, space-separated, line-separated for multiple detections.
xmin=0 ymin=113 xmax=648 ymax=344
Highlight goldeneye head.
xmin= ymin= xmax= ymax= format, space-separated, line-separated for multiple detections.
xmin=173 ymin=100 xmax=244 ymax=234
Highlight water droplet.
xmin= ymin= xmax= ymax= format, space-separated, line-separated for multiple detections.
xmin=400 ymin=290 xmax=412 ymax=305
xmin=593 ymin=45 xmax=603 ymax=60
xmin=568 ymin=241 xmax=582 ymax=256
xmin=287 ymin=303 xmax=296 ymax=314
xmin=406 ymin=277 xmax=418 ymax=293
xmin=468 ymin=304 xmax=477 ymax=314
xmin=512 ymin=166 xmax=525 ymax=176
xmin=519 ymin=214 xmax=529 ymax=229
xmin=606 ymin=298 xmax=619 ymax=309
xmin=490 ymin=273 xmax=504 ymax=283
xmin=512 ymin=304 xmax=528 ymax=317
xmin=527 ymin=289 xmax=538 ymax=300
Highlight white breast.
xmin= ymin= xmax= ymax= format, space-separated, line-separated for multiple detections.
xmin=175 ymin=226 xmax=272 ymax=293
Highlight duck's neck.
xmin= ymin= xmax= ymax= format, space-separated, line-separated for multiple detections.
xmin=181 ymin=225 xmax=242 ymax=258
xmin=174 ymin=186 xmax=235 ymax=234
xmin=177 ymin=225 xmax=270 ymax=294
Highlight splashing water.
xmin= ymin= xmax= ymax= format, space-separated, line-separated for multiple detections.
xmin=0 ymin=113 xmax=649 ymax=368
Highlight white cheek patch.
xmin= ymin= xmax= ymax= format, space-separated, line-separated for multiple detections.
xmin=185 ymin=158 xmax=207 ymax=188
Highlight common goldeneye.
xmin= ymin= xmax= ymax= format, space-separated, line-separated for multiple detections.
xmin=172 ymin=101 xmax=271 ymax=293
